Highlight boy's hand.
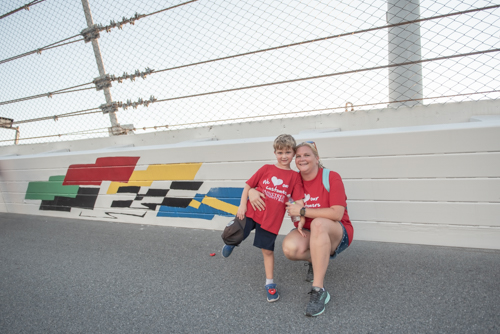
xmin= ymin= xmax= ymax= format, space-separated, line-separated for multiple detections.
xmin=236 ymin=205 xmax=247 ymax=220
xmin=248 ymin=188 xmax=266 ymax=211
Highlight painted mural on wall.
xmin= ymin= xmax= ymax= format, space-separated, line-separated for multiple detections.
xmin=25 ymin=157 xmax=242 ymax=220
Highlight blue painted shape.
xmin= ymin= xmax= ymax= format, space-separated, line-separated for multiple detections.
xmin=157 ymin=187 xmax=243 ymax=220
xmin=157 ymin=203 xmax=233 ymax=220
xmin=206 ymin=187 xmax=243 ymax=206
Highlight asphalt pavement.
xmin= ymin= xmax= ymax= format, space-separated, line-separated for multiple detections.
xmin=1 ymin=212 xmax=499 ymax=333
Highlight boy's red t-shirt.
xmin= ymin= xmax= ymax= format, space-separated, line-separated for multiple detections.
xmin=245 ymin=164 xmax=304 ymax=235
xmin=296 ymin=168 xmax=353 ymax=245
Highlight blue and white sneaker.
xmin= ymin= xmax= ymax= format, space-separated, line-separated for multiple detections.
xmin=265 ymin=283 xmax=280 ymax=302
xmin=222 ymin=244 xmax=235 ymax=258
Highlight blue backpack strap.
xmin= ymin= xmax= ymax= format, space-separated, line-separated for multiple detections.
xmin=322 ymin=168 xmax=331 ymax=192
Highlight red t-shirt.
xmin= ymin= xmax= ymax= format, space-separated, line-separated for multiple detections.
xmin=246 ymin=164 xmax=304 ymax=235
xmin=295 ymin=168 xmax=353 ymax=245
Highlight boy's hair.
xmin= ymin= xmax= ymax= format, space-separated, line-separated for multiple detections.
xmin=273 ymin=134 xmax=297 ymax=152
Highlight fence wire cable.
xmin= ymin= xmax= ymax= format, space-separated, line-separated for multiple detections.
xmin=0 ymin=35 xmax=83 ymax=65
xmin=155 ymin=4 xmax=500 ymax=76
xmin=3 ymin=3 xmax=497 ymax=109
xmin=155 ymin=48 xmax=500 ymax=104
xmin=0 ymin=0 xmax=198 ymax=66
xmin=0 ymin=0 xmax=46 ymax=20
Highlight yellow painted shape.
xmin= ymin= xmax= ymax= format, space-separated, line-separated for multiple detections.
xmin=201 ymin=196 xmax=238 ymax=215
xmin=189 ymin=200 xmax=201 ymax=209
xmin=107 ymin=162 xmax=202 ymax=194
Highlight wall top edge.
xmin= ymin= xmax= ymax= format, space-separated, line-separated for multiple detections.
xmin=1 ymin=117 xmax=499 ymax=161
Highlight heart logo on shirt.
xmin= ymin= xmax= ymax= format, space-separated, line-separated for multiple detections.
xmin=304 ymin=194 xmax=310 ymax=202
xmin=271 ymin=176 xmax=283 ymax=186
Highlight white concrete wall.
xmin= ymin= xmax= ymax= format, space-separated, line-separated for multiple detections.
xmin=1 ymin=100 xmax=499 ymax=249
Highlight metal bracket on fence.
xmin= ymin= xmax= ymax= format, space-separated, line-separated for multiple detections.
xmin=106 ymin=13 xmax=145 ymax=32
xmin=345 ymin=102 xmax=354 ymax=112
xmin=0 ymin=117 xmax=14 ymax=128
xmin=93 ymin=74 xmax=113 ymax=91
xmin=108 ymin=124 xmax=135 ymax=136
xmin=81 ymin=24 xmax=102 ymax=43
xmin=121 ymin=96 xmax=157 ymax=110
xmin=100 ymin=102 xmax=120 ymax=114
xmin=0 ymin=117 xmax=19 ymax=145
xmin=115 ymin=68 xmax=154 ymax=83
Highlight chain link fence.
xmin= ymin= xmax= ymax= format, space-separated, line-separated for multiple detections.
xmin=1 ymin=0 xmax=499 ymax=145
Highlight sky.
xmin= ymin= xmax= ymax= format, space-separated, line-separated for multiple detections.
xmin=0 ymin=0 xmax=499 ymax=145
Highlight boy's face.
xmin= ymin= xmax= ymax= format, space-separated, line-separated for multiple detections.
xmin=274 ymin=146 xmax=295 ymax=169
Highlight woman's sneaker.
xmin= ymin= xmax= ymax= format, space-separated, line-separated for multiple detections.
xmin=222 ymin=244 xmax=235 ymax=258
xmin=305 ymin=287 xmax=330 ymax=317
xmin=305 ymin=262 xmax=314 ymax=282
xmin=265 ymin=283 xmax=280 ymax=302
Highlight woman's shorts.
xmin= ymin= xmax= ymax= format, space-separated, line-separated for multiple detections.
xmin=331 ymin=222 xmax=349 ymax=259
xmin=292 ymin=221 xmax=349 ymax=259
xmin=242 ymin=217 xmax=277 ymax=251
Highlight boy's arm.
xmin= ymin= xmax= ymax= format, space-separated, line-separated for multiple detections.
xmin=237 ymin=184 xmax=251 ymax=220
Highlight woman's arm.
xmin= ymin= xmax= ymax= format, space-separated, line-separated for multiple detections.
xmin=286 ymin=202 xmax=345 ymax=222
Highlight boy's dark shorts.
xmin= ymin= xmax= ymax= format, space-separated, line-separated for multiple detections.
xmin=243 ymin=217 xmax=277 ymax=251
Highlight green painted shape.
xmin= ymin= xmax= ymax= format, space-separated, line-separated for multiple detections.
xmin=25 ymin=175 xmax=80 ymax=201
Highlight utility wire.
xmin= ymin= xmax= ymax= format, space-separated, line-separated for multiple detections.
xmin=0 ymin=0 xmax=46 ymax=20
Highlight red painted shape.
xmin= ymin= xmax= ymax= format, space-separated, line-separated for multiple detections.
xmin=63 ymin=157 xmax=140 ymax=186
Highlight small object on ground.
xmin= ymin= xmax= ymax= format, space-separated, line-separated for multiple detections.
xmin=210 ymin=252 xmax=216 ymax=256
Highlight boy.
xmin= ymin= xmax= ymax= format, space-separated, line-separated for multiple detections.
xmin=222 ymin=134 xmax=305 ymax=302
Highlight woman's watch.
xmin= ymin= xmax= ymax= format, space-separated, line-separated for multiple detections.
xmin=300 ymin=207 xmax=306 ymax=217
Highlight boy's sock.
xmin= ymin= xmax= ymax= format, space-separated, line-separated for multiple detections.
xmin=266 ymin=278 xmax=274 ymax=285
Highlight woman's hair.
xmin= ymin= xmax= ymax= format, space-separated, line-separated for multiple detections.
xmin=273 ymin=134 xmax=297 ymax=152
xmin=296 ymin=141 xmax=325 ymax=168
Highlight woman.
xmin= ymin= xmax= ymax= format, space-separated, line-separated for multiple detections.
xmin=248 ymin=141 xmax=353 ymax=317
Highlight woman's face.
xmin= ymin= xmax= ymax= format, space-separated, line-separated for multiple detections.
xmin=295 ymin=145 xmax=319 ymax=174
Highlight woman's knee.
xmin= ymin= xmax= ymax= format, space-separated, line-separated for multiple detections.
xmin=282 ymin=236 xmax=306 ymax=260
xmin=311 ymin=218 xmax=341 ymax=235
xmin=310 ymin=218 xmax=330 ymax=233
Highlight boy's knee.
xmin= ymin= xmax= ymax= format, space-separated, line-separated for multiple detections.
xmin=262 ymin=249 xmax=274 ymax=256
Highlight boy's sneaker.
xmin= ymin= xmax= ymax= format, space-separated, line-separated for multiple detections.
xmin=305 ymin=287 xmax=330 ymax=317
xmin=305 ymin=262 xmax=314 ymax=282
xmin=222 ymin=244 xmax=235 ymax=258
xmin=265 ymin=283 xmax=280 ymax=302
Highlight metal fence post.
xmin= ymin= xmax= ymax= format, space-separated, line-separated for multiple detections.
xmin=387 ymin=0 xmax=424 ymax=107
xmin=81 ymin=0 xmax=124 ymax=135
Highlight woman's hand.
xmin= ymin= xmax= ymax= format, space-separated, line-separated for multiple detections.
xmin=248 ymin=188 xmax=266 ymax=211
xmin=297 ymin=216 xmax=306 ymax=237
xmin=285 ymin=201 xmax=301 ymax=217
